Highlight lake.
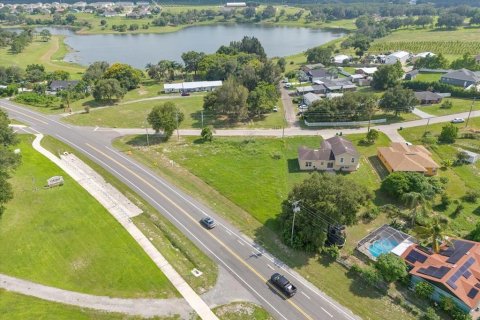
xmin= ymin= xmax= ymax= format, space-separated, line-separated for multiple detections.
xmin=31 ymin=25 xmax=345 ymax=68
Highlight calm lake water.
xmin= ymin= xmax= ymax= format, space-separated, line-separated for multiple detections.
xmin=21 ymin=25 xmax=345 ymax=68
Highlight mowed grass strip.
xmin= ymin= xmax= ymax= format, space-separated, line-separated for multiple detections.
xmin=419 ymin=98 xmax=476 ymax=116
xmin=0 ymin=289 xmax=178 ymax=320
xmin=0 ymin=135 xmax=177 ymax=298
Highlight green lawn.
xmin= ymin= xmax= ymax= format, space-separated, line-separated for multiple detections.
xmin=0 ymin=36 xmax=84 ymax=76
xmin=40 ymin=135 xmax=217 ymax=294
xmin=399 ymin=118 xmax=480 ymax=236
xmin=113 ymin=132 xmax=415 ymax=320
xmin=370 ymin=26 xmax=480 ymax=58
xmin=0 ymin=135 xmax=177 ymax=298
xmin=0 ymin=289 xmax=177 ymax=320
xmin=413 ymin=72 xmax=442 ymax=82
xmin=419 ymin=98 xmax=476 ymax=116
xmin=64 ymin=95 xmax=286 ymax=129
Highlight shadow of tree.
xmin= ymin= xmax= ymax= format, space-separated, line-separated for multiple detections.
xmin=125 ymin=134 xmax=166 ymax=147
xmin=345 ymin=269 xmax=387 ymax=298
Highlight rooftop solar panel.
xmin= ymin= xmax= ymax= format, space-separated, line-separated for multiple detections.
xmin=406 ymin=250 xmax=427 ymax=264
xmin=418 ymin=266 xmax=450 ymax=279
xmin=464 ymin=270 xmax=472 ymax=279
xmin=446 ymin=241 xmax=475 ymax=264
xmin=468 ymin=288 xmax=479 ymax=299
xmin=475 ymin=283 xmax=480 ymax=289
xmin=447 ymin=279 xmax=458 ymax=290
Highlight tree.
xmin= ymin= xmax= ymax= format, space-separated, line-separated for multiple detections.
xmin=305 ymin=46 xmax=333 ymax=65
xmin=92 ymin=78 xmax=125 ymax=101
xmin=25 ymin=64 xmax=46 ymax=83
xmin=83 ymin=61 xmax=109 ymax=84
xmin=414 ymin=214 xmax=451 ymax=253
xmin=421 ymin=307 xmax=440 ymax=320
xmin=366 ymin=129 xmax=379 ymax=144
xmin=415 ymin=16 xmax=434 ymax=28
xmin=39 ymin=29 xmax=51 ymax=42
xmin=402 ymin=191 xmax=428 ymax=225
xmin=436 ymin=13 xmax=465 ymax=29
xmin=414 ymin=53 xmax=449 ymax=69
xmin=381 ymin=172 xmax=440 ymax=200
xmin=378 ymin=86 xmax=418 ymax=117
xmin=200 ymin=126 xmax=213 ymax=142
xmin=243 ymin=7 xmax=256 ymax=19
xmin=262 ymin=5 xmax=276 ymax=19
xmin=103 ymin=63 xmax=143 ymax=90
xmin=247 ymin=82 xmax=279 ymax=116
xmin=277 ymin=57 xmax=286 ymax=73
xmin=0 ymin=110 xmax=21 ymax=216
xmin=279 ymin=172 xmax=371 ymax=251
xmin=375 ymin=253 xmax=407 ymax=283
xmin=203 ymin=76 xmax=249 ymax=120
xmin=415 ymin=281 xmax=434 ymax=300
xmin=352 ymin=36 xmax=371 ymax=58
xmin=181 ymin=51 xmax=205 ymax=76
xmin=47 ymin=70 xmax=70 ymax=81
xmin=438 ymin=123 xmax=459 ymax=144
xmin=371 ymin=62 xmax=404 ymax=90
xmin=450 ymin=53 xmax=480 ymax=71
xmin=147 ymin=102 xmax=184 ymax=139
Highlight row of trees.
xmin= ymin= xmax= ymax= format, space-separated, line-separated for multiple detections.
xmin=415 ymin=53 xmax=480 ymax=71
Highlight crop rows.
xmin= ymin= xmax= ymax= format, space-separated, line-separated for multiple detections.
xmin=369 ymin=41 xmax=480 ymax=55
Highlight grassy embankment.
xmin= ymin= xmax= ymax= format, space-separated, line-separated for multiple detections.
xmin=113 ymin=132 xmax=414 ymax=320
xmin=0 ymin=289 xmax=178 ymax=320
xmin=0 ymin=135 xmax=176 ymax=298
xmin=208 ymin=302 xmax=273 ymax=320
xmin=0 ymin=35 xmax=84 ymax=76
xmin=39 ymin=135 xmax=217 ymax=294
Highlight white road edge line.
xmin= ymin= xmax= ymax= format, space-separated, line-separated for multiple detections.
xmin=300 ymin=292 xmax=311 ymax=300
xmin=56 ymin=135 xmax=290 ymax=320
xmin=267 ymin=265 xmax=275 ymax=271
xmin=321 ymin=307 xmax=333 ymax=318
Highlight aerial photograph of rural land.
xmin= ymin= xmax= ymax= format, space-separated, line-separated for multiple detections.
xmin=2 ymin=0 xmax=480 ymax=319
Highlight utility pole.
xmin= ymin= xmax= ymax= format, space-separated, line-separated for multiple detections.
xmin=201 ymin=110 xmax=204 ymax=128
xmin=290 ymin=200 xmax=301 ymax=245
xmin=144 ymin=119 xmax=150 ymax=146
xmin=423 ymin=117 xmax=431 ymax=137
xmin=465 ymin=97 xmax=476 ymax=128
xmin=175 ymin=110 xmax=180 ymax=141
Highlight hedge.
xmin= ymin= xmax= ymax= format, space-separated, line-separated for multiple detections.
xmin=402 ymin=81 xmax=478 ymax=99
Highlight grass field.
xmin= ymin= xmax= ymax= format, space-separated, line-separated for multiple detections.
xmin=40 ymin=135 xmax=217 ymax=294
xmin=0 ymin=135 xmax=177 ymax=298
xmin=370 ymin=26 xmax=480 ymax=58
xmin=419 ymin=97 xmax=476 ymax=116
xmin=0 ymin=289 xmax=177 ymax=320
xmin=209 ymin=302 xmax=273 ymax=320
xmin=113 ymin=132 xmax=415 ymax=320
xmin=64 ymin=95 xmax=286 ymax=129
xmin=413 ymin=72 xmax=442 ymax=82
xmin=0 ymin=36 xmax=84 ymax=76
xmin=399 ymin=118 xmax=480 ymax=236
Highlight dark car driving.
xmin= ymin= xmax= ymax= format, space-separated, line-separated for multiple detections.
xmin=270 ymin=273 xmax=297 ymax=297
xmin=200 ymin=216 xmax=216 ymax=229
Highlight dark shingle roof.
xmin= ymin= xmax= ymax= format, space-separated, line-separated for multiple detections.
xmin=442 ymin=69 xmax=480 ymax=83
xmin=298 ymin=136 xmax=358 ymax=161
xmin=414 ymin=91 xmax=443 ymax=101
xmin=49 ymin=80 xmax=79 ymax=91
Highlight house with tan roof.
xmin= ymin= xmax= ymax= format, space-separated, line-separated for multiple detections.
xmin=377 ymin=143 xmax=439 ymax=176
xmin=298 ymin=136 xmax=359 ymax=172
xmin=399 ymin=240 xmax=480 ymax=313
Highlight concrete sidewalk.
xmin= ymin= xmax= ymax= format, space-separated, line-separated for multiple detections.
xmin=31 ymin=134 xmax=218 ymax=320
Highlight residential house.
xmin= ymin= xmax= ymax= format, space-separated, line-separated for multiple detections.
xmin=301 ymin=63 xmax=325 ymax=74
xmin=298 ymin=136 xmax=359 ymax=171
xmin=399 ymin=240 xmax=480 ymax=313
xmin=163 ymin=81 xmax=222 ymax=93
xmin=332 ymin=54 xmax=351 ymax=65
xmin=405 ymin=69 xmax=419 ymax=80
xmin=414 ymin=91 xmax=443 ymax=105
xmin=316 ymin=78 xmax=357 ymax=93
xmin=414 ymin=52 xmax=435 ymax=61
xmin=357 ymin=78 xmax=372 ymax=87
xmin=441 ymin=69 xmax=480 ymax=88
xmin=349 ymin=74 xmax=366 ymax=83
xmin=377 ymin=142 xmax=440 ymax=176
xmin=385 ymin=51 xmax=410 ymax=65
xmin=303 ymin=92 xmax=321 ymax=106
xmin=307 ymin=68 xmax=336 ymax=83
xmin=49 ymin=80 xmax=79 ymax=92
xmin=296 ymin=85 xmax=315 ymax=95
xmin=355 ymin=67 xmax=377 ymax=76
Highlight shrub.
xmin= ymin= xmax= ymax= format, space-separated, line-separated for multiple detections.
xmin=440 ymin=193 xmax=451 ymax=207
xmin=14 ymin=92 xmax=58 ymax=108
xmin=455 ymin=151 xmax=470 ymax=165
xmin=375 ymin=253 xmax=408 ymax=283
xmin=359 ymin=267 xmax=382 ymax=286
xmin=441 ymin=159 xmax=454 ymax=168
xmin=200 ymin=126 xmax=213 ymax=142
xmin=463 ymin=190 xmax=480 ymax=203
xmin=362 ymin=206 xmax=380 ymax=222
xmin=84 ymin=106 xmax=90 ymax=114
xmin=322 ymin=245 xmax=340 ymax=260
xmin=415 ymin=281 xmax=434 ymax=300
xmin=438 ymin=124 xmax=459 ymax=144
xmin=452 ymin=203 xmax=464 ymax=217
xmin=421 ymin=307 xmax=440 ymax=320
xmin=439 ymin=176 xmax=449 ymax=184
xmin=381 ymin=172 xmax=440 ymax=200
xmin=403 ymin=81 xmax=477 ymax=99
xmin=271 ymin=151 xmax=282 ymax=160
xmin=440 ymin=100 xmax=453 ymax=109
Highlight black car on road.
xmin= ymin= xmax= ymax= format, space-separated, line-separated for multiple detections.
xmin=200 ymin=216 xmax=216 ymax=229
xmin=270 ymin=273 xmax=297 ymax=297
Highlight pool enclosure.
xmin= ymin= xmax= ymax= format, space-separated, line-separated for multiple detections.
xmin=357 ymin=224 xmax=417 ymax=261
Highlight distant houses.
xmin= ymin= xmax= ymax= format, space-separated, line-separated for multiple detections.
xmin=49 ymin=80 xmax=79 ymax=92
xmin=440 ymin=69 xmax=480 ymax=88
xmin=377 ymin=142 xmax=440 ymax=176
xmin=298 ymin=136 xmax=359 ymax=172
xmin=385 ymin=51 xmax=410 ymax=65
xmin=414 ymin=91 xmax=443 ymax=105
xmin=163 ymin=81 xmax=222 ymax=93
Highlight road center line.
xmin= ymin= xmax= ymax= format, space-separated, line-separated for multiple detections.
xmin=300 ymin=292 xmax=311 ymax=300
xmin=321 ymin=307 xmax=333 ymax=317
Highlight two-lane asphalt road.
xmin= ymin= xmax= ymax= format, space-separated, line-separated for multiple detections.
xmin=1 ymin=100 xmax=359 ymax=320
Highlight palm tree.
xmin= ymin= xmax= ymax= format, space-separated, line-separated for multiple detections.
xmin=414 ymin=214 xmax=451 ymax=253
xmin=401 ymin=192 xmax=428 ymax=226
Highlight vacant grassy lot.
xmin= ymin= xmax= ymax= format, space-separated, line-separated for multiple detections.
xmin=0 ymin=135 xmax=177 ymax=298
xmin=419 ymin=97 xmax=476 ymax=116
xmin=399 ymin=118 xmax=480 ymax=236
xmin=0 ymin=289 xmax=177 ymax=320
xmin=65 ymin=95 xmax=286 ymax=129
xmin=40 ymin=135 xmax=217 ymax=294
xmin=370 ymin=26 xmax=480 ymax=58
xmin=114 ymin=132 xmax=414 ymax=320
xmin=0 ymin=36 xmax=84 ymax=76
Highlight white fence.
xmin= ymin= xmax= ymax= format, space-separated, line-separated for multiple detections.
xmin=304 ymin=118 xmax=387 ymax=127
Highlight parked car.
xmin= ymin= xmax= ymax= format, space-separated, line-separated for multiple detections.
xmin=272 ymin=106 xmax=278 ymax=112
xmin=270 ymin=273 xmax=297 ymax=297
xmin=405 ymin=142 xmax=413 ymax=146
xmin=284 ymin=83 xmax=292 ymax=88
xmin=298 ymin=104 xmax=308 ymax=110
xmin=451 ymin=118 xmax=465 ymax=123
xmin=181 ymin=91 xmax=190 ymax=96
xmin=200 ymin=216 xmax=216 ymax=229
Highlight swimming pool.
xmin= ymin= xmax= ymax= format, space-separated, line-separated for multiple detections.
xmin=368 ymin=238 xmax=399 ymax=258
